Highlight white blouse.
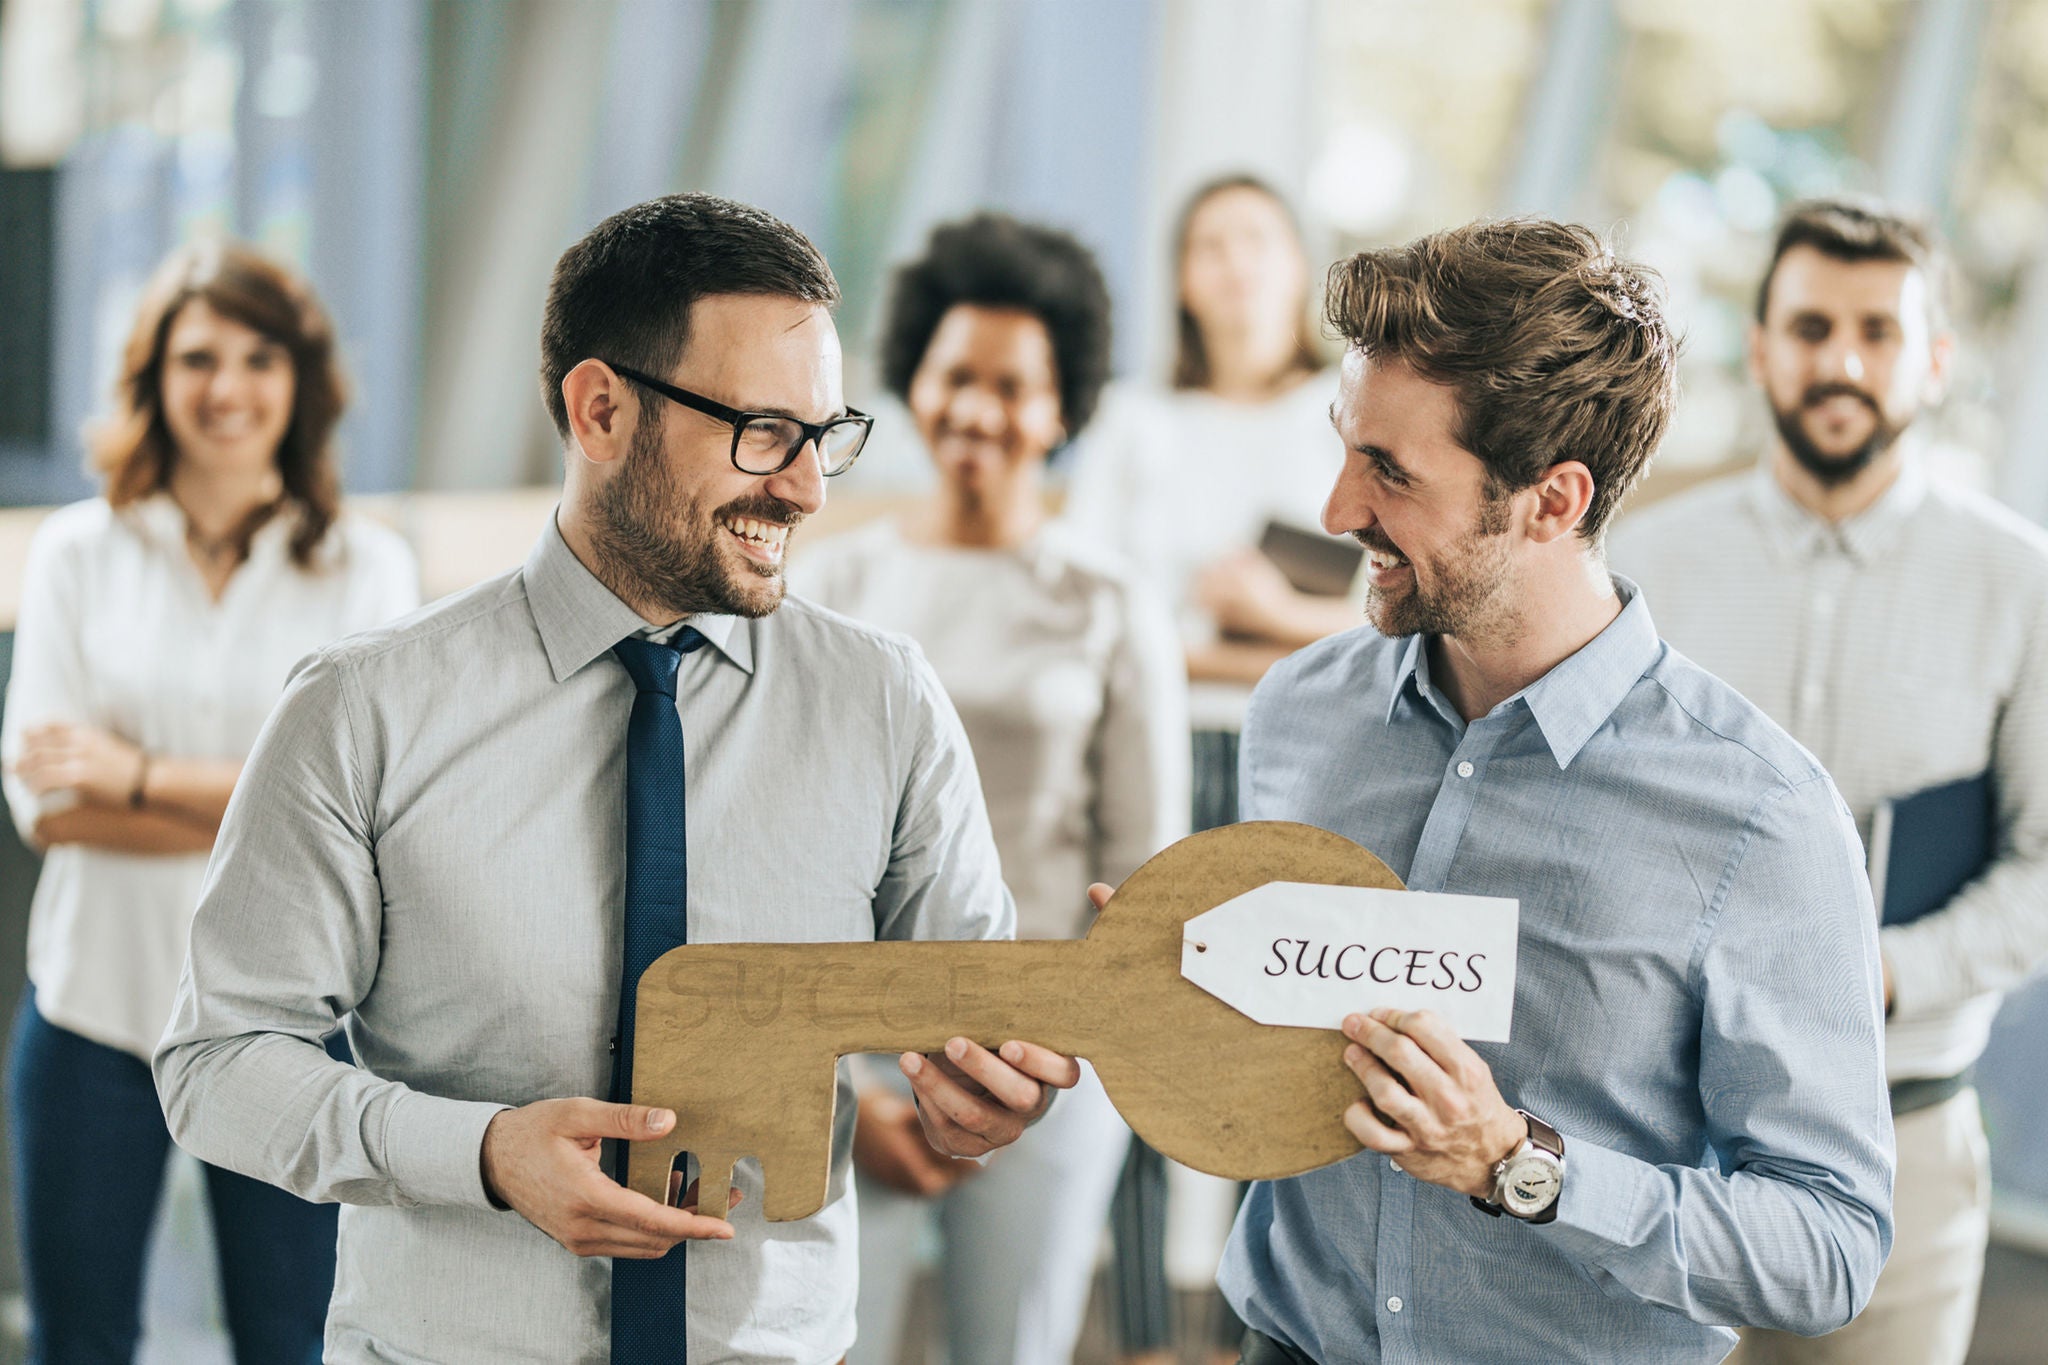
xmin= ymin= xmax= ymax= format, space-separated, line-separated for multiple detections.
xmin=796 ymin=518 xmax=1190 ymax=939
xmin=1060 ymin=373 xmax=1347 ymax=729
xmin=1 ymin=494 xmax=419 ymax=1058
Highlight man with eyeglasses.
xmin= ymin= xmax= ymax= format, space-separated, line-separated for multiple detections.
xmin=155 ymin=193 xmax=1077 ymax=1364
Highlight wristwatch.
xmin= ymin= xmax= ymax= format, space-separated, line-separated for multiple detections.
xmin=1470 ymin=1109 xmax=1565 ymax=1224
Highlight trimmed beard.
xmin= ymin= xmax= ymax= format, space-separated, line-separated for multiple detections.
xmin=1771 ymin=383 xmax=1908 ymax=489
xmin=585 ymin=408 xmax=800 ymax=620
xmin=1359 ymin=489 xmax=1517 ymax=643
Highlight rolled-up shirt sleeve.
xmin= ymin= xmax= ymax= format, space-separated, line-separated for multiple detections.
xmin=153 ymin=650 xmax=505 ymax=1210
xmin=1542 ymin=775 xmax=1894 ymax=1335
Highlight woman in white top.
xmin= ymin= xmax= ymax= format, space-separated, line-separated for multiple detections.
xmin=1 ymin=242 xmax=418 ymax=1363
xmin=1064 ymin=174 xmax=1357 ymax=1364
xmin=799 ymin=214 xmax=1189 ymax=1365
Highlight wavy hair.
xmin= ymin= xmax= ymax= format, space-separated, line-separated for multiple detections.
xmin=88 ymin=240 xmax=345 ymax=567
xmin=1324 ymin=218 xmax=1680 ymax=541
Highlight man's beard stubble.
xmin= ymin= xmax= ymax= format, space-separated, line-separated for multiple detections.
xmin=586 ymin=411 xmax=801 ymax=620
xmin=1356 ymin=488 xmax=1521 ymax=647
xmin=1772 ymin=382 xmax=1909 ymax=489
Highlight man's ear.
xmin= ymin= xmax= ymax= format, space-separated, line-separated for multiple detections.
xmin=1525 ymin=461 xmax=1596 ymax=545
xmin=1923 ymin=328 xmax=1956 ymax=407
xmin=561 ymin=359 xmax=636 ymax=466
xmin=1745 ymin=319 xmax=1774 ymax=391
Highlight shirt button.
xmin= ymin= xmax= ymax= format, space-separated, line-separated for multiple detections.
xmin=1456 ymin=761 xmax=1474 ymax=779
xmin=1387 ymin=1296 xmax=1404 ymax=1313
xmin=1389 ymin=1158 xmax=1401 ymax=1171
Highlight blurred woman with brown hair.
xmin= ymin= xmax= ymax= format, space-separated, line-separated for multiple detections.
xmin=1 ymin=241 xmax=417 ymax=1363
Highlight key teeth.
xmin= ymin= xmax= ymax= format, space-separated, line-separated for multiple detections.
xmin=694 ymin=1154 xmax=737 ymax=1221
xmin=630 ymin=1131 xmax=685 ymax=1207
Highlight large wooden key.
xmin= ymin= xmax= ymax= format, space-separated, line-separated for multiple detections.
xmin=628 ymin=820 xmax=1402 ymax=1219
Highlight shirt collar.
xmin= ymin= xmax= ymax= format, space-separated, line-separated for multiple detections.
xmin=1384 ymin=576 xmax=1663 ymax=769
xmin=1519 ymin=576 xmax=1662 ymax=768
xmin=523 ymin=513 xmax=754 ymax=683
xmin=1743 ymin=453 xmax=1929 ymax=568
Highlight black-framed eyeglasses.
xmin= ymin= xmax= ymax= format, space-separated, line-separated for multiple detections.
xmin=607 ymin=363 xmax=872 ymax=477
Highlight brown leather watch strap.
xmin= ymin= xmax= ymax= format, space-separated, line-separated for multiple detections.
xmin=1521 ymin=1109 xmax=1564 ymax=1159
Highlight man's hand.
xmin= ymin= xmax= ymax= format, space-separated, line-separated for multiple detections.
xmin=480 ymin=1098 xmax=741 ymax=1258
xmin=12 ymin=722 xmax=144 ymax=805
xmin=901 ymin=1038 xmax=1080 ymax=1159
xmin=1340 ymin=1007 xmax=1525 ymax=1200
xmin=852 ymin=1089 xmax=980 ymax=1197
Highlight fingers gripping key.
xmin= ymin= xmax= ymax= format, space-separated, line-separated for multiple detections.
xmin=629 ymin=821 xmax=1403 ymax=1220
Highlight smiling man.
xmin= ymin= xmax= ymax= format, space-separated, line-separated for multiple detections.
xmin=1611 ymin=199 xmax=2048 ymax=1365
xmin=1215 ymin=219 xmax=1894 ymax=1364
xmin=153 ymin=194 xmax=1076 ymax=1364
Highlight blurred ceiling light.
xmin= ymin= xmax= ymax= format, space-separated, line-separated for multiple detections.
xmin=1308 ymin=120 xmax=1412 ymax=236
xmin=0 ymin=0 xmax=84 ymax=166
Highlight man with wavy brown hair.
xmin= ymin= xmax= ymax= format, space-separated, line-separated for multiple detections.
xmin=1214 ymin=219 xmax=1893 ymax=1364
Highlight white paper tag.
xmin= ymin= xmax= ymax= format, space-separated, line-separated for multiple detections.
xmin=1180 ymin=882 xmax=1520 ymax=1042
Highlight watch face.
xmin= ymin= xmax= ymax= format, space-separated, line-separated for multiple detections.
xmin=1501 ymin=1153 xmax=1563 ymax=1215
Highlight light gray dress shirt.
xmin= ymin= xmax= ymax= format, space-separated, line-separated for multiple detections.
xmin=1611 ymin=460 xmax=2048 ymax=1081
xmin=154 ymin=516 xmax=1014 ymax=1364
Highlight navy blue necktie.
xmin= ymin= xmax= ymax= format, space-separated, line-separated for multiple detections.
xmin=609 ymin=629 xmax=704 ymax=1363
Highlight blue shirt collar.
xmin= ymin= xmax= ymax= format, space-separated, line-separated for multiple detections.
xmin=1385 ymin=575 xmax=1663 ymax=769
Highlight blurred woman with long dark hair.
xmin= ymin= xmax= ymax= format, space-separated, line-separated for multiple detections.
xmin=2 ymin=241 xmax=417 ymax=1363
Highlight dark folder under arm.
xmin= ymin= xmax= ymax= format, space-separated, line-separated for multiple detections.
xmin=1867 ymin=771 xmax=1997 ymax=927
xmin=1258 ymin=519 xmax=1364 ymax=598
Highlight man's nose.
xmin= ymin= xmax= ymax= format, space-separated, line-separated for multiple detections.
xmin=1321 ymin=468 xmax=1375 ymax=539
xmin=764 ymin=438 xmax=828 ymax=516
xmin=1819 ymin=338 xmax=1867 ymax=385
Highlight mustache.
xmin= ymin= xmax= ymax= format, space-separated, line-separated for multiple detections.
xmin=1801 ymin=382 xmax=1881 ymax=415
xmin=1351 ymin=528 xmax=1402 ymax=556
xmin=716 ymin=492 xmax=806 ymax=528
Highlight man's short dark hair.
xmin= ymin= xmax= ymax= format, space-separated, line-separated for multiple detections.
xmin=879 ymin=213 xmax=1113 ymax=438
xmin=1324 ymin=217 xmax=1679 ymax=541
xmin=1755 ymin=197 xmax=1949 ymax=328
xmin=539 ymin=193 xmax=840 ymax=438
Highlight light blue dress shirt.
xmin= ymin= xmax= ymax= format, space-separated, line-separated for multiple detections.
xmin=1218 ymin=580 xmax=1893 ymax=1364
